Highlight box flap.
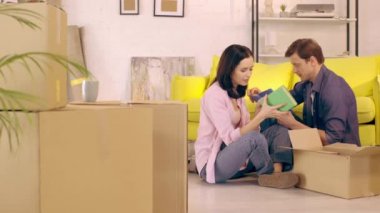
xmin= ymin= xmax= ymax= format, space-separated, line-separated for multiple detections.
xmin=322 ymin=143 xmax=361 ymax=155
xmin=288 ymin=128 xmax=323 ymax=150
xmin=323 ymin=143 xmax=380 ymax=156
xmin=350 ymin=146 xmax=380 ymax=156
xmin=69 ymin=101 xmax=121 ymax=105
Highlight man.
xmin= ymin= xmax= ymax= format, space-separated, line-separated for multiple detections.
xmin=260 ymin=38 xmax=360 ymax=174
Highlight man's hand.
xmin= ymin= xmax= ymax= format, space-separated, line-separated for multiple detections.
xmin=276 ymin=111 xmax=297 ymax=128
xmin=276 ymin=111 xmax=307 ymax=129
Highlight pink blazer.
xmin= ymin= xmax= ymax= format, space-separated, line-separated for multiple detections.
xmin=195 ymin=83 xmax=250 ymax=183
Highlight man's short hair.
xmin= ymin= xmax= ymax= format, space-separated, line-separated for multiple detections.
xmin=285 ymin=38 xmax=325 ymax=64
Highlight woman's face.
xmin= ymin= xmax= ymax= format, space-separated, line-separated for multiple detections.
xmin=231 ymin=56 xmax=254 ymax=89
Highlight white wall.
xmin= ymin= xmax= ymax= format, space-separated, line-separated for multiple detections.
xmin=359 ymin=0 xmax=380 ymax=56
xmin=62 ymin=0 xmax=380 ymax=101
xmin=62 ymin=0 xmax=252 ymax=101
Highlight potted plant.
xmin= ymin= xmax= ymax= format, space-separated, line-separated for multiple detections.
xmin=0 ymin=3 xmax=90 ymax=149
xmin=279 ymin=4 xmax=288 ymax=17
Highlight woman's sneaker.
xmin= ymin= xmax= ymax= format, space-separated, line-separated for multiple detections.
xmin=258 ymin=172 xmax=299 ymax=189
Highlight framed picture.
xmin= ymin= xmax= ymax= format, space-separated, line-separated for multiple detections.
xmin=131 ymin=57 xmax=195 ymax=101
xmin=154 ymin=0 xmax=185 ymax=17
xmin=120 ymin=0 xmax=139 ymax=15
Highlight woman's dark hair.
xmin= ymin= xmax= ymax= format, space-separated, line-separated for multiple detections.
xmin=285 ymin=38 xmax=325 ymax=64
xmin=213 ymin=44 xmax=253 ymax=99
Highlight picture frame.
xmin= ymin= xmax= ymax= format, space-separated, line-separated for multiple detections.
xmin=154 ymin=0 xmax=185 ymax=17
xmin=130 ymin=57 xmax=195 ymax=101
xmin=120 ymin=0 xmax=139 ymax=15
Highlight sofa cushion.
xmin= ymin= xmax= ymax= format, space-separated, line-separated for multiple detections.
xmin=359 ymin=125 xmax=376 ymax=146
xmin=188 ymin=122 xmax=199 ymax=142
xmin=287 ymin=97 xmax=375 ymax=124
xmin=292 ymin=56 xmax=378 ymax=97
xmin=357 ymin=96 xmax=376 ymax=124
xmin=185 ymin=98 xmax=201 ymax=122
xmin=248 ymin=62 xmax=294 ymax=90
xmin=325 ymin=56 xmax=378 ymax=97
xmin=207 ymin=55 xmax=220 ymax=88
xmin=171 ymin=75 xmax=208 ymax=101
xmin=207 ymin=56 xmax=294 ymax=90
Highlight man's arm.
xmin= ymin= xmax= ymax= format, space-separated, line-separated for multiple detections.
xmin=276 ymin=112 xmax=329 ymax=145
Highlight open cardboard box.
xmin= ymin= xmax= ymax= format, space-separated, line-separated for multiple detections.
xmin=288 ymin=128 xmax=380 ymax=199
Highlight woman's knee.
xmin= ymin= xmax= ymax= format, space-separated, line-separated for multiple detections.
xmin=245 ymin=131 xmax=267 ymax=148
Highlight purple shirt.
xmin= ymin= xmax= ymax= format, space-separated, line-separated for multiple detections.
xmin=291 ymin=65 xmax=360 ymax=146
xmin=194 ymin=83 xmax=250 ymax=183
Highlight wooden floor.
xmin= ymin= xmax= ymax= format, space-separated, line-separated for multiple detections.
xmin=188 ymin=173 xmax=380 ymax=213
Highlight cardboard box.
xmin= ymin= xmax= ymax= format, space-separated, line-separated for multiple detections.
xmin=0 ymin=3 xmax=67 ymax=110
xmin=17 ymin=1 xmax=61 ymax=9
xmin=0 ymin=102 xmax=187 ymax=213
xmin=289 ymin=128 xmax=380 ymax=199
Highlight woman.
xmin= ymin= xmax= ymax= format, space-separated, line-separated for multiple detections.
xmin=194 ymin=44 xmax=298 ymax=188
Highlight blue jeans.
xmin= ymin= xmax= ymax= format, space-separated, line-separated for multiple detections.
xmin=200 ymin=131 xmax=274 ymax=183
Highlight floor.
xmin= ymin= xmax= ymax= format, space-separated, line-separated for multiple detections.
xmin=187 ymin=173 xmax=380 ymax=213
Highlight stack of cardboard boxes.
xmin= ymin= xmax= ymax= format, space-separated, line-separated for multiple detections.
xmin=0 ymin=3 xmax=187 ymax=213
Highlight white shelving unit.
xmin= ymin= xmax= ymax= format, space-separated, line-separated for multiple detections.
xmin=259 ymin=17 xmax=356 ymax=23
xmin=252 ymin=0 xmax=359 ymax=64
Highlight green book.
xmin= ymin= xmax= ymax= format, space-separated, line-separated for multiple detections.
xmin=260 ymin=85 xmax=297 ymax=111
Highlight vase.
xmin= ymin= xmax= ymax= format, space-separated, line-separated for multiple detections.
xmin=280 ymin=11 xmax=289 ymax=17
xmin=264 ymin=0 xmax=274 ymax=17
xmin=82 ymin=80 xmax=99 ymax=102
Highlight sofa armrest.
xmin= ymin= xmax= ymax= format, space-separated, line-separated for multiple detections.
xmin=170 ymin=75 xmax=209 ymax=101
xmin=374 ymin=75 xmax=380 ymax=145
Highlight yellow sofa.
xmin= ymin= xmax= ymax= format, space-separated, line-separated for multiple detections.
xmin=171 ymin=55 xmax=380 ymax=146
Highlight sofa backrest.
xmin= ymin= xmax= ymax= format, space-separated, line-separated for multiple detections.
xmin=207 ymin=55 xmax=220 ymax=88
xmin=171 ymin=75 xmax=209 ymax=101
xmin=248 ymin=62 xmax=294 ymax=90
xmin=291 ymin=55 xmax=380 ymax=97
xmin=207 ymin=55 xmax=294 ymax=91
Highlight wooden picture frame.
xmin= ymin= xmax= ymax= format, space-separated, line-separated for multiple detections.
xmin=120 ymin=0 xmax=139 ymax=15
xmin=154 ymin=0 xmax=184 ymax=17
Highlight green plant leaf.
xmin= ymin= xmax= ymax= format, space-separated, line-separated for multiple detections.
xmin=0 ymin=5 xmax=92 ymax=150
xmin=0 ymin=4 xmax=42 ymax=30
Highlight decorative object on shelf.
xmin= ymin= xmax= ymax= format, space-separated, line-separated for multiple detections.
xmin=263 ymin=31 xmax=279 ymax=54
xmin=290 ymin=4 xmax=335 ymax=18
xmin=82 ymin=79 xmax=99 ymax=102
xmin=263 ymin=0 xmax=274 ymax=17
xmin=154 ymin=0 xmax=184 ymax=17
xmin=131 ymin=57 xmax=195 ymax=101
xmin=252 ymin=0 xmax=358 ymax=63
xmin=120 ymin=0 xmax=139 ymax=15
xmin=279 ymin=3 xmax=288 ymax=17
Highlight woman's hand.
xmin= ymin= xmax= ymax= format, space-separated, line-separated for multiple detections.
xmin=256 ymin=95 xmax=286 ymax=119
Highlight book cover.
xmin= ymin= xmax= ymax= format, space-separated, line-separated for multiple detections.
xmin=249 ymin=88 xmax=273 ymax=102
xmin=265 ymin=85 xmax=297 ymax=111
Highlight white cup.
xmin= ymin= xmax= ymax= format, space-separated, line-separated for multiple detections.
xmin=82 ymin=80 xmax=99 ymax=102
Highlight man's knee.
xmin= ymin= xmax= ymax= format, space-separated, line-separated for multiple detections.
xmin=276 ymin=125 xmax=289 ymax=136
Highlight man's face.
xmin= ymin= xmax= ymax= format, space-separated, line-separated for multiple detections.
xmin=290 ymin=53 xmax=315 ymax=82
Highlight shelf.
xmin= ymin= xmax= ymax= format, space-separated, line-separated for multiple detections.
xmin=259 ymin=54 xmax=354 ymax=58
xmin=258 ymin=17 xmax=357 ymax=23
xmin=252 ymin=0 xmax=359 ymax=63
